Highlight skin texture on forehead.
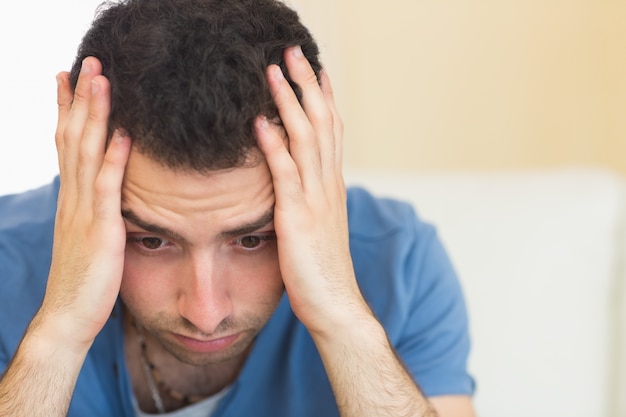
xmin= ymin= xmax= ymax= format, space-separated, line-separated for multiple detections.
xmin=120 ymin=149 xmax=274 ymax=226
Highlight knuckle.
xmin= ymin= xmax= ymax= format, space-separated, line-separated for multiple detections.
xmin=63 ymin=123 xmax=83 ymax=144
xmin=286 ymin=181 xmax=305 ymax=202
xmin=87 ymin=106 xmax=104 ymax=123
xmin=93 ymin=176 xmax=114 ymax=201
xmin=93 ymin=177 xmax=109 ymax=201
xmin=73 ymin=87 xmax=89 ymax=104
xmin=55 ymin=131 xmax=64 ymax=149
xmin=319 ymin=107 xmax=333 ymax=125
xmin=302 ymin=70 xmax=318 ymax=86
xmin=273 ymin=85 xmax=295 ymax=108
xmin=57 ymin=100 xmax=72 ymax=113
xmin=79 ymin=143 xmax=100 ymax=164
xmin=309 ymin=107 xmax=333 ymax=130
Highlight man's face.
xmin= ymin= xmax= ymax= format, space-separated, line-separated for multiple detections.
xmin=119 ymin=149 xmax=283 ymax=367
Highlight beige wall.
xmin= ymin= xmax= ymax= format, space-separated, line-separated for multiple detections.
xmin=290 ymin=0 xmax=626 ymax=172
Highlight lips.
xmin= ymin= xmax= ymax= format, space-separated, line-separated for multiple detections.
xmin=173 ymin=332 xmax=241 ymax=354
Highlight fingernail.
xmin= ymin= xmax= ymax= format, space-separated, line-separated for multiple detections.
xmin=112 ymin=129 xmax=127 ymax=143
xmin=91 ymin=79 xmax=100 ymax=94
xmin=273 ymin=66 xmax=284 ymax=81
xmin=258 ymin=116 xmax=269 ymax=130
xmin=82 ymin=59 xmax=91 ymax=74
xmin=292 ymin=45 xmax=303 ymax=58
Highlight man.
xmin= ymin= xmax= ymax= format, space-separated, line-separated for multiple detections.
xmin=0 ymin=0 xmax=475 ymax=415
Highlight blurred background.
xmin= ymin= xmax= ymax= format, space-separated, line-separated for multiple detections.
xmin=293 ymin=0 xmax=626 ymax=172
xmin=0 ymin=1 xmax=99 ymax=194
xmin=1 ymin=0 xmax=625 ymax=195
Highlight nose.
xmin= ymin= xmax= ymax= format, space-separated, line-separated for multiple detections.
xmin=177 ymin=252 xmax=232 ymax=335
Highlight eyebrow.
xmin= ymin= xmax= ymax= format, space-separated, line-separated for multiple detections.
xmin=121 ymin=209 xmax=187 ymax=243
xmin=219 ymin=207 xmax=274 ymax=239
xmin=120 ymin=207 xmax=275 ymax=242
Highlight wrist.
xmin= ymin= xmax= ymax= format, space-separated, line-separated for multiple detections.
xmin=306 ymin=301 xmax=384 ymax=347
xmin=28 ymin=309 xmax=96 ymax=357
xmin=293 ymin=271 xmax=376 ymax=340
xmin=0 ymin=311 xmax=92 ymax=416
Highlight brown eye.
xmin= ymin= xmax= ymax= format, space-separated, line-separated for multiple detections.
xmin=140 ymin=237 xmax=164 ymax=250
xmin=240 ymin=236 xmax=261 ymax=249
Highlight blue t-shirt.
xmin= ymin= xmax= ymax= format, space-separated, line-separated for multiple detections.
xmin=0 ymin=178 xmax=474 ymax=416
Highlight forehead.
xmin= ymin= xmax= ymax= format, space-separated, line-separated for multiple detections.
xmin=120 ymin=149 xmax=275 ymax=230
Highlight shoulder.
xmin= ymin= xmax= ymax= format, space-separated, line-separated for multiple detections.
xmin=346 ymin=186 xmax=433 ymax=240
xmin=0 ymin=178 xmax=59 ymax=361
xmin=346 ymin=186 xmax=442 ymax=299
xmin=0 ymin=177 xmax=58 ymax=268
xmin=346 ymin=186 xmax=474 ymax=396
xmin=346 ymin=185 xmax=452 ymax=328
xmin=0 ymin=177 xmax=59 ymax=230
xmin=0 ymin=176 xmax=59 ymax=286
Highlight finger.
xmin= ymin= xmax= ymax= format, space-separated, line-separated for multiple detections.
xmin=62 ymin=57 xmax=103 ymax=183
xmin=255 ymin=116 xmax=304 ymax=207
xmin=55 ymin=71 xmax=72 ymax=171
xmin=319 ymin=70 xmax=345 ymax=179
xmin=266 ymin=63 xmax=322 ymax=192
xmin=78 ymin=74 xmax=111 ymax=197
xmin=284 ymin=46 xmax=332 ymax=133
xmin=93 ymin=130 xmax=132 ymax=236
xmin=283 ymin=46 xmax=336 ymax=174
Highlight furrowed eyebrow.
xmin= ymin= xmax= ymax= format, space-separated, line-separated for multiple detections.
xmin=121 ymin=207 xmax=275 ymax=242
xmin=121 ymin=209 xmax=187 ymax=243
xmin=219 ymin=208 xmax=274 ymax=239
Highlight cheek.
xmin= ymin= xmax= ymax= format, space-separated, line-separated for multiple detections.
xmin=225 ymin=250 xmax=284 ymax=307
xmin=120 ymin=251 xmax=178 ymax=312
xmin=238 ymin=264 xmax=285 ymax=321
xmin=253 ymin=264 xmax=284 ymax=303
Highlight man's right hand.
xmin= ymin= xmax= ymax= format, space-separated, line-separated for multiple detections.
xmin=38 ymin=56 xmax=131 ymax=348
xmin=0 ymin=57 xmax=131 ymax=417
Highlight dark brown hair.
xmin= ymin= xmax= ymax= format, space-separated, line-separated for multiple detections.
xmin=69 ymin=0 xmax=321 ymax=171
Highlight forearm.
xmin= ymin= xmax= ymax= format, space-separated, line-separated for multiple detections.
xmin=0 ymin=315 xmax=90 ymax=417
xmin=312 ymin=314 xmax=437 ymax=417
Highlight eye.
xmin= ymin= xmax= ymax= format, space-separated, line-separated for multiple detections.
xmin=139 ymin=237 xmax=166 ymax=250
xmin=234 ymin=233 xmax=276 ymax=251
xmin=239 ymin=235 xmax=262 ymax=249
xmin=128 ymin=236 xmax=170 ymax=251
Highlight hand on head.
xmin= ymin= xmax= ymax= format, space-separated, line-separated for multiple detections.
xmin=256 ymin=46 xmax=367 ymax=337
xmin=42 ymin=57 xmax=131 ymax=347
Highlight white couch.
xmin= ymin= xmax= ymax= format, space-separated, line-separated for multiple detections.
xmin=345 ymin=167 xmax=625 ymax=417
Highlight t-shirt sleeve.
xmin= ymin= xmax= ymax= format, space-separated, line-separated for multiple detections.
xmin=0 ymin=350 xmax=7 ymax=376
xmin=348 ymin=189 xmax=475 ymax=398
xmin=0 ymin=180 xmax=58 ymax=380
xmin=0 ymin=246 xmax=29 ymax=379
xmin=394 ymin=223 xmax=475 ymax=397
